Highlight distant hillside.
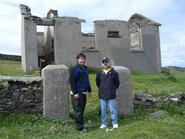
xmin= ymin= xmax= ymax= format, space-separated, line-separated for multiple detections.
xmin=163 ymin=66 xmax=185 ymax=72
xmin=0 ymin=53 xmax=21 ymax=61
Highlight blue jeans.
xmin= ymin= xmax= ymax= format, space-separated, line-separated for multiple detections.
xmin=99 ymin=99 xmax=118 ymax=125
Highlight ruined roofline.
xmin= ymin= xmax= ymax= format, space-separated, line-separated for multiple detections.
xmin=61 ymin=16 xmax=86 ymax=23
xmin=129 ymin=13 xmax=161 ymax=26
xmin=19 ymin=4 xmax=85 ymax=25
xmin=94 ymin=20 xmax=127 ymax=24
xmin=19 ymin=4 xmax=161 ymax=26
xmin=20 ymin=4 xmax=31 ymax=16
xmin=93 ymin=13 xmax=161 ymax=26
xmin=19 ymin=4 xmax=85 ymax=23
xmin=31 ymin=16 xmax=55 ymax=26
xmin=47 ymin=9 xmax=58 ymax=18
xmin=19 ymin=4 xmax=55 ymax=26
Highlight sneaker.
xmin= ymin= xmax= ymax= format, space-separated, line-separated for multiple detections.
xmin=100 ymin=124 xmax=107 ymax=129
xmin=113 ymin=124 xmax=118 ymax=129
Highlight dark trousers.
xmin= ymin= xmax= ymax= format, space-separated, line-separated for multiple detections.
xmin=71 ymin=93 xmax=87 ymax=131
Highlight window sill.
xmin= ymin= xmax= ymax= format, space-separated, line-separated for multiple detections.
xmin=129 ymin=47 xmax=144 ymax=52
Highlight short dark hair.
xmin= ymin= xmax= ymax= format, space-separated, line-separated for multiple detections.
xmin=76 ymin=53 xmax=86 ymax=59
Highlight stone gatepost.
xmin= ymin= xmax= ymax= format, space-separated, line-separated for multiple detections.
xmin=42 ymin=65 xmax=69 ymax=119
xmin=113 ymin=66 xmax=134 ymax=115
xmin=20 ymin=4 xmax=38 ymax=72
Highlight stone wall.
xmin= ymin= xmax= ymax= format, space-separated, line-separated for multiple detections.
xmin=1 ymin=72 xmax=184 ymax=116
xmin=134 ymin=92 xmax=185 ymax=109
xmin=0 ymin=75 xmax=184 ymax=114
xmin=94 ymin=19 xmax=161 ymax=72
xmin=54 ymin=17 xmax=85 ymax=66
xmin=20 ymin=4 xmax=161 ymax=73
xmin=81 ymin=33 xmax=95 ymax=50
xmin=0 ymin=76 xmax=42 ymax=114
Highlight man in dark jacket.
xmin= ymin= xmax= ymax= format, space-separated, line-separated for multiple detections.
xmin=96 ymin=57 xmax=120 ymax=129
xmin=70 ymin=53 xmax=92 ymax=132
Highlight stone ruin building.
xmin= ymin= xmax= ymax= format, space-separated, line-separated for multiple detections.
xmin=20 ymin=4 xmax=161 ymax=72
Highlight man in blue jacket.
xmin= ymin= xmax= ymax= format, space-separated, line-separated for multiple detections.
xmin=96 ymin=57 xmax=120 ymax=129
xmin=70 ymin=53 xmax=92 ymax=132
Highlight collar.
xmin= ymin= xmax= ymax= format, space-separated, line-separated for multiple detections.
xmin=102 ymin=67 xmax=112 ymax=74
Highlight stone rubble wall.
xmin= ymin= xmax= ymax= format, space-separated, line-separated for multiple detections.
xmin=134 ymin=92 xmax=185 ymax=109
xmin=0 ymin=75 xmax=185 ymax=114
xmin=0 ymin=76 xmax=42 ymax=114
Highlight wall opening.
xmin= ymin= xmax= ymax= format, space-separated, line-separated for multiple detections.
xmin=107 ymin=31 xmax=121 ymax=38
xmin=36 ymin=25 xmax=55 ymax=70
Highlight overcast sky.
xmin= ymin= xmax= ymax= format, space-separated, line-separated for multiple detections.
xmin=0 ymin=0 xmax=185 ymax=67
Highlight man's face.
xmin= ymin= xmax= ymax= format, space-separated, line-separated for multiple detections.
xmin=77 ymin=57 xmax=86 ymax=65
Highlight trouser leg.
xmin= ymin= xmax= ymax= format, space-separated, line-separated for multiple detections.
xmin=71 ymin=93 xmax=86 ymax=130
xmin=108 ymin=99 xmax=118 ymax=125
xmin=99 ymin=99 xmax=108 ymax=125
xmin=80 ymin=93 xmax=87 ymax=116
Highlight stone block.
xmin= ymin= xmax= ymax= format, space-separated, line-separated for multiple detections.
xmin=42 ymin=65 xmax=69 ymax=119
xmin=113 ymin=66 xmax=134 ymax=115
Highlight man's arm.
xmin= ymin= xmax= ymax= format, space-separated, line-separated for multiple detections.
xmin=114 ymin=71 xmax=120 ymax=89
xmin=69 ymin=67 xmax=78 ymax=94
xmin=96 ymin=73 xmax=101 ymax=88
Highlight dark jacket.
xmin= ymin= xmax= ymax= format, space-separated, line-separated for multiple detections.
xmin=96 ymin=68 xmax=120 ymax=100
xmin=70 ymin=64 xmax=91 ymax=94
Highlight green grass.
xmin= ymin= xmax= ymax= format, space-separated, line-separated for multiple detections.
xmin=131 ymin=71 xmax=185 ymax=97
xmin=0 ymin=60 xmax=185 ymax=138
xmin=0 ymin=104 xmax=185 ymax=139
xmin=0 ymin=60 xmax=39 ymax=76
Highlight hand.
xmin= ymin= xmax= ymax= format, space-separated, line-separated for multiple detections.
xmin=74 ymin=93 xmax=79 ymax=99
xmin=88 ymin=92 xmax=92 ymax=97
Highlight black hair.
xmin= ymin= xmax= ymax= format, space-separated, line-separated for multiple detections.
xmin=76 ymin=53 xmax=86 ymax=59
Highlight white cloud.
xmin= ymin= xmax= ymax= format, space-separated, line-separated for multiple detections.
xmin=161 ymin=27 xmax=185 ymax=67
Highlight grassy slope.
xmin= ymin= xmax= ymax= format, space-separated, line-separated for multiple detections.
xmin=0 ymin=60 xmax=39 ymax=76
xmin=131 ymin=71 xmax=185 ymax=97
xmin=0 ymin=60 xmax=185 ymax=139
xmin=0 ymin=102 xmax=185 ymax=139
